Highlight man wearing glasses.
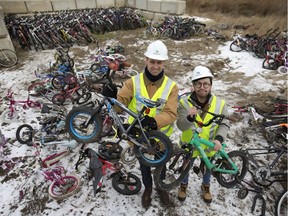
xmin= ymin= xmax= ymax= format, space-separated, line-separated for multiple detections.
xmin=176 ymin=65 xmax=230 ymax=203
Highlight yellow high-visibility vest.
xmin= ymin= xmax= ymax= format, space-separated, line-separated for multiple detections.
xmin=179 ymin=94 xmax=225 ymax=157
xmin=128 ymin=73 xmax=176 ymax=136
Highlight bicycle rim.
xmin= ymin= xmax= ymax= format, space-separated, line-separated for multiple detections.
xmin=65 ymin=106 xmax=102 ymax=143
xmin=48 ymin=175 xmax=81 ymax=200
xmin=0 ymin=49 xmax=18 ymax=67
xmin=1 ymin=109 xmax=18 ymax=123
xmin=153 ymin=148 xmax=191 ymax=191
xmin=135 ymin=130 xmax=173 ymax=167
xmin=275 ymin=190 xmax=288 ymax=216
xmin=214 ymin=150 xmax=248 ymax=188
xmin=112 ymin=173 xmax=141 ymax=195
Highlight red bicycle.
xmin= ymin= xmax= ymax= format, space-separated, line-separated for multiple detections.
xmin=51 ymin=75 xmax=92 ymax=105
xmin=1 ymin=88 xmax=43 ymax=123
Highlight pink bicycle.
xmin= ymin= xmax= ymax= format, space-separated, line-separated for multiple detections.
xmin=1 ymin=87 xmax=43 ymax=123
xmin=20 ymin=146 xmax=81 ymax=200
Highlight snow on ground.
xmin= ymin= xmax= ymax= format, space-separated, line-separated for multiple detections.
xmin=0 ymin=38 xmax=286 ymax=216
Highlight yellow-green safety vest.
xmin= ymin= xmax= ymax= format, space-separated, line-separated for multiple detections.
xmin=179 ymin=94 xmax=225 ymax=157
xmin=128 ymin=73 xmax=176 ymax=136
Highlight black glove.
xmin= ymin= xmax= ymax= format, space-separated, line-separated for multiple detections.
xmin=141 ymin=116 xmax=157 ymax=130
xmin=101 ymin=83 xmax=118 ymax=99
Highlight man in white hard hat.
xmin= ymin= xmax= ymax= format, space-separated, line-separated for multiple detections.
xmin=116 ymin=40 xmax=179 ymax=208
xmin=176 ymin=65 xmax=230 ymax=203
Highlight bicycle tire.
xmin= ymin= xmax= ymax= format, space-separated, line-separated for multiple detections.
xmin=16 ymin=124 xmax=34 ymax=145
xmin=48 ymin=175 xmax=81 ymax=200
xmin=76 ymin=92 xmax=92 ymax=105
xmin=1 ymin=109 xmax=18 ymax=123
xmin=28 ymin=82 xmax=48 ymax=97
xmin=153 ymin=148 xmax=191 ymax=191
xmin=65 ymin=106 xmax=103 ymax=143
xmin=120 ymin=145 xmax=137 ymax=165
xmin=135 ymin=130 xmax=173 ymax=167
xmin=275 ymin=190 xmax=288 ymax=216
xmin=214 ymin=150 xmax=248 ymax=188
xmin=262 ymin=57 xmax=278 ymax=70
xmin=52 ymin=93 xmax=66 ymax=105
xmin=0 ymin=49 xmax=18 ymax=68
xmin=230 ymin=40 xmax=243 ymax=52
xmin=112 ymin=173 xmax=141 ymax=195
xmin=51 ymin=75 xmax=65 ymax=89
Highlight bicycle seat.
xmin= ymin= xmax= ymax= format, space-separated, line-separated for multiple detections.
xmin=136 ymin=94 xmax=166 ymax=108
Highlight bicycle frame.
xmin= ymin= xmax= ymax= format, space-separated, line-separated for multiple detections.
xmin=189 ymin=127 xmax=239 ymax=175
xmin=87 ymin=95 xmax=152 ymax=148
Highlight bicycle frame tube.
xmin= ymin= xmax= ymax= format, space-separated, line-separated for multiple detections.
xmin=105 ymin=98 xmax=150 ymax=147
xmin=190 ymin=133 xmax=239 ymax=174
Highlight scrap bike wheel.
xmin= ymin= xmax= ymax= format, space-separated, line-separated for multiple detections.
xmin=112 ymin=173 xmax=141 ymax=195
xmin=153 ymin=148 xmax=191 ymax=191
xmin=1 ymin=109 xmax=18 ymax=123
xmin=0 ymin=49 xmax=18 ymax=68
xmin=214 ymin=150 xmax=248 ymax=188
xmin=65 ymin=106 xmax=103 ymax=143
xmin=48 ymin=175 xmax=81 ymax=200
xmin=135 ymin=130 xmax=173 ymax=167
xmin=15 ymin=124 xmax=34 ymax=144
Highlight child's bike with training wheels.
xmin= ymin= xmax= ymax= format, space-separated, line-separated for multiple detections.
xmin=153 ymin=105 xmax=248 ymax=191
xmin=75 ymin=144 xmax=141 ymax=196
xmin=1 ymin=87 xmax=43 ymax=123
xmin=65 ymin=93 xmax=173 ymax=168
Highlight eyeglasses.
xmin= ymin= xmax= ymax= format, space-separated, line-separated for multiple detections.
xmin=193 ymin=82 xmax=211 ymax=89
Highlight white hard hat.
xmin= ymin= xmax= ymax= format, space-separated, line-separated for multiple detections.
xmin=144 ymin=40 xmax=168 ymax=60
xmin=191 ymin=66 xmax=213 ymax=81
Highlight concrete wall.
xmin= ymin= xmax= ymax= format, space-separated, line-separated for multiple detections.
xmin=0 ymin=0 xmax=186 ymax=51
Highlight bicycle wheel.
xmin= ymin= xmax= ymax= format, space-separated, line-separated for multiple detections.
xmin=52 ymin=93 xmax=66 ymax=105
xmin=161 ymin=28 xmax=173 ymax=39
xmin=65 ymin=106 xmax=103 ymax=143
xmin=1 ymin=109 xmax=18 ymax=123
xmin=135 ymin=130 xmax=173 ymax=167
xmin=153 ymin=148 xmax=192 ymax=191
xmin=262 ymin=57 xmax=278 ymax=70
xmin=230 ymin=40 xmax=243 ymax=52
xmin=112 ymin=173 xmax=141 ymax=195
xmin=0 ymin=49 xmax=18 ymax=68
xmin=120 ymin=145 xmax=137 ymax=165
xmin=76 ymin=92 xmax=92 ymax=105
xmin=51 ymin=75 xmax=65 ymax=89
xmin=28 ymin=82 xmax=48 ymax=97
xmin=16 ymin=124 xmax=34 ymax=144
xmin=214 ymin=150 xmax=248 ymax=188
xmin=48 ymin=175 xmax=81 ymax=200
xmin=275 ymin=190 xmax=288 ymax=216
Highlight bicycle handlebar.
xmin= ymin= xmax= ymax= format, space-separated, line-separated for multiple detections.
xmin=136 ymin=94 xmax=166 ymax=108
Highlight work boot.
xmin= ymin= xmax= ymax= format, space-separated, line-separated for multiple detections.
xmin=178 ymin=184 xmax=188 ymax=201
xmin=157 ymin=189 xmax=170 ymax=206
xmin=142 ymin=188 xmax=152 ymax=208
xmin=201 ymin=184 xmax=212 ymax=203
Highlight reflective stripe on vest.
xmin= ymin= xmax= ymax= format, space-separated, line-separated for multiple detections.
xmin=128 ymin=73 xmax=176 ymax=136
xmin=179 ymin=95 xmax=225 ymax=157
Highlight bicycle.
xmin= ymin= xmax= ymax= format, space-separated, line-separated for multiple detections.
xmin=19 ymin=145 xmax=81 ymax=200
xmin=0 ymin=48 xmax=18 ymax=68
xmin=153 ymin=105 xmax=248 ymax=191
xmin=51 ymin=75 xmax=92 ymax=105
xmin=75 ymin=144 xmax=141 ymax=196
xmin=65 ymin=93 xmax=173 ymax=168
xmin=236 ymin=142 xmax=287 ymax=215
xmin=15 ymin=121 xmax=79 ymax=149
xmin=1 ymin=87 xmax=43 ymax=123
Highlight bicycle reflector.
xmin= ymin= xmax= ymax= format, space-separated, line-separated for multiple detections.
xmin=145 ymin=108 xmax=150 ymax=114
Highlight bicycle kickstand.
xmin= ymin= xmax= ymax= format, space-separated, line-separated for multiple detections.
xmin=251 ymin=193 xmax=266 ymax=216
